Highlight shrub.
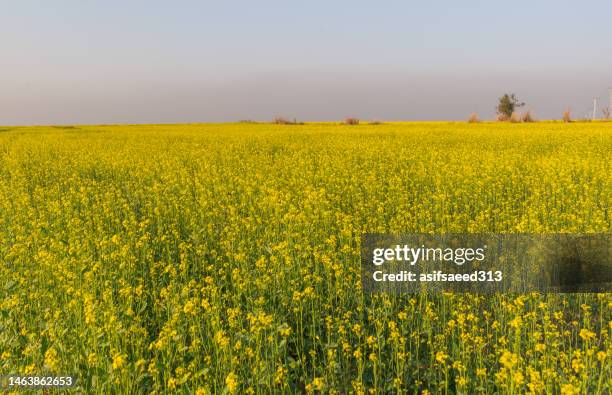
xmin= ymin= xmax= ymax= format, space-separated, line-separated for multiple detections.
xmin=497 ymin=113 xmax=510 ymax=122
xmin=273 ymin=117 xmax=303 ymax=125
xmin=344 ymin=117 xmax=360 ymax=125
xmin=522 ymin=111 xmax=535 ymax=122
xmin=563 ymin=109 xmax=572 ymax=123
xmin=468 ymin=113 xmax=480 ymax=123
xmin=510 ymin=112 xmax=521 ymax=123
xmin=273 ymin=116 xmax=292 ymax=125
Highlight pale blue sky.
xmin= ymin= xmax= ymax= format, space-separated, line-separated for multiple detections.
xmin=1 ymin=1 xmax=612 ymax=124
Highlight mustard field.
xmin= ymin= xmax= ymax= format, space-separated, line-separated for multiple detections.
xmin=0 ymin=122 xmax=610 ymax=394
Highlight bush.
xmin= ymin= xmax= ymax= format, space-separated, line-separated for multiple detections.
xmin=563 ymin=109 xmax=572 ymax=123
xmin=344 ymin=117 xmax=360 ymax=125
xmin=497 ymin=113 xmax=510 ymax=122
xmin=468 ymin=113 xmax=480 ymax=123
xmin=522 ymin=111 xmax=535 ymax=122
xmin=273 ymin=117 xmax=302 ymax=125
xmin=510 ymin=112 xmax=521 ymax=123
xmin=273 ymin=117 xmax=291 ymax=125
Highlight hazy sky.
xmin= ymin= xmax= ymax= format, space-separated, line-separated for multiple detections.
xmin=2 ymin=0 xmax=612 ymax=124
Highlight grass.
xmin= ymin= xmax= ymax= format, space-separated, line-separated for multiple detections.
xmin=0 ymin=122 xmax=610 ymax=394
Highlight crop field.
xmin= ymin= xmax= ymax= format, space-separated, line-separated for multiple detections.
xmin=0 ymin=122 xmax=610 ymax=394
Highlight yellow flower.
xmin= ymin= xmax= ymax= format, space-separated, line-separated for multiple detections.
xmin=225 ymin=372 xmax=239 ymax=394
xmin=513 ymin=371 xmax=524 ymax=386
xmin=87 ymin=352 xmax=98 ymax=367
xmin=183 ymin=300 xmax=197 ymax=315
xmin=312 ymin=377 xmax=325 ymax=391
xmin=44 ymin=348 xmax=59 ymax=371
xmin=571 ymin=358 xmax=584 ymax=373
xmin=112 ymin=353 xmax=125 ymax=370
xmin=435 ymin=351 xmax=448 ymax=364
xmin=274 ymin=366 xmax=286 ymax=385
xmin=499 ymin=351 xmax=518 ymax=369
xmin=278 ymin=323 xmax=292 ymax=337
xmin=167 ymin=378 xmax=177 ymax=390
xmin=509 ymin=315 xmax=523 ymax=329
xmin=596 ymin=351 xmax=606 ymax=362
xmin=214 ymin=330 xmax=229 ymax=347
xmin=579 ymin=328 xmax=595 ymax=341
xmin=136 ymin=358 xmax=146 ymax=370
xmin=560 ymin=383 xmax=580 ymax=395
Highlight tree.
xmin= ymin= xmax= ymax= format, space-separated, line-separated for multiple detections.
xmin=496 ymin=94 xmax=525 ymax=118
